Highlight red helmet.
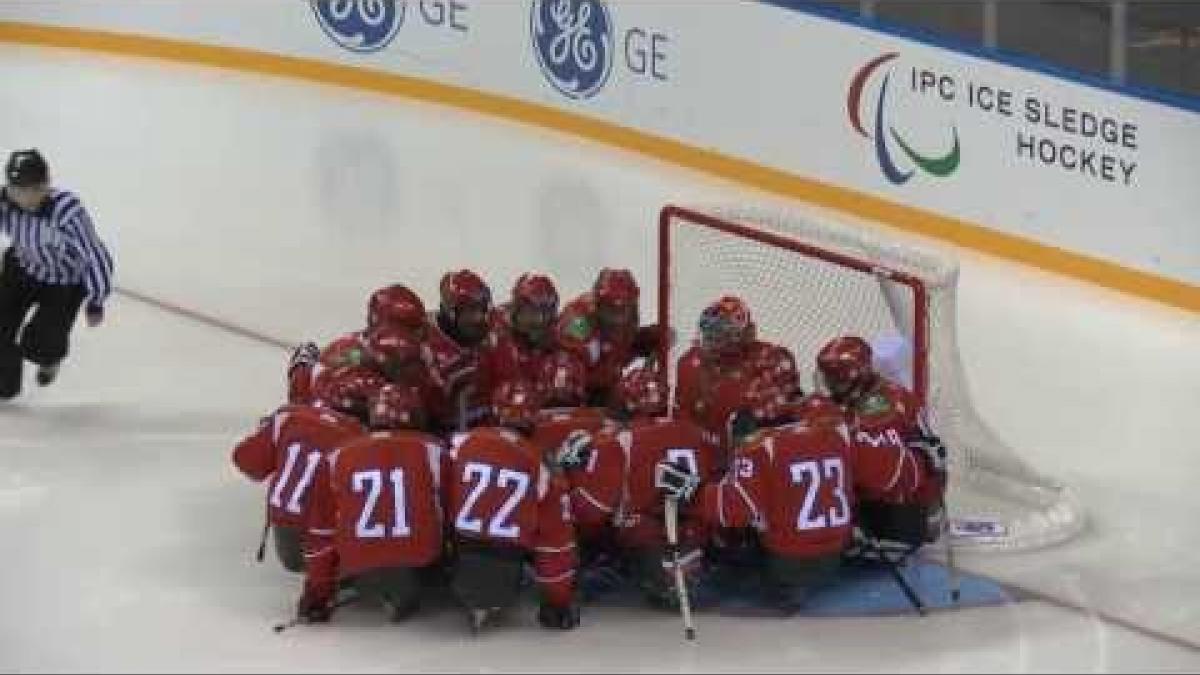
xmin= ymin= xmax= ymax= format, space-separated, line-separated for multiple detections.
xmin=751 ymin=346 xmax=800 ymax=395
xmin=313 ymin=365 xmax=388 ymax=419
xmin=364 ymin=326 xmax=423 ymax=380
xmin=816 ymin=336 xmax=874 ymax=401
xmin=697 ymin=296 xmax=754 ymax=358
xmin=492 ymin=379 xmax=543 ymax=431
xmin=510 ymin=273 xmax=559 ymax=345
xmin=538 ymin=352 xmax=587 ymax=408
xmin=368 ymin=384 xmax=426 ymax=431
xmin=367 ymin=284 xmax=426 ymax=333
xmin=615 ymin=366 xmax=668 ymax=418
xmin=512 ymin=273 xmax=559 ymax=312
xmin=593 ymin=268 xmax=639 ymax=308
xmin=440 ymin=269 xmax=492 ymax=314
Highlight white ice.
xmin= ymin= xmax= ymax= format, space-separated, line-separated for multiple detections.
xmin=1 ymin=45 xmax=1198 ymax=673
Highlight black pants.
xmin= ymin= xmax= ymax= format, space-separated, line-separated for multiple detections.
xmin=857 ymin=500 xmax=939 ymax=550
xmin=450 ymin=540 xmax=525 ymax=611
xmin=0 ymin=249 xmax=86 ymax=398
xmin=352 ymin=567 xmax=422 ymax=618
xmin=273 ymin=526 xmax=305 ymax=574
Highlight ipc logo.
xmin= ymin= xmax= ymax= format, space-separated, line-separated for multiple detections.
xmin=311 ymin=0 xmax=406 ymax=53
xmin=531 ymin=0 xmax=614 ymax=100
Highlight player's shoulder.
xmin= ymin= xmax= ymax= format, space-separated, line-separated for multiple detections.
xmin=860 ymin=378 xmax=917 ymax=417
xmin=277 ymin=403 xmax=362 ymax=434
xmin=425 ymin=319 xmax=465 ymax=354
xmin=877 ymin=378 xmax=917 ymax=402
xmin=46 ymin=189 xmax=84 ymax=221
xmin=676 ymin=344 xmax=704 ymax=369
xmin=366 ymin=429 xmax=446 ymax=448
xmin=460 ymin=426 xmax=525 ymax=449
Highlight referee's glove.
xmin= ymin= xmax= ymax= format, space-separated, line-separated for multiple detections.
xmin=85 ymin=305 xmax=104 ymax=327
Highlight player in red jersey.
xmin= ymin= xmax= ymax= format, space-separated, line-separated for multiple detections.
xmin=586 ymin=366 xmax=722 ymax=610
xmin=527 ymin=351 xmax=617 ymax=545
xmin=428 ymin=269 xmax=494 ymax=429
xmin=445 ymin=379 xmax=580 ymax=632
xmin=816 ymin=336 xmax=947 ymax=551
xmin=673 ymin=296 xmax=801 ymax=449
xmin=475 ymin=272 xmax=567 ymax=405
xmin=656 ymin=385 xmax=856 ymax=615
xmin=554 ymin=268 xmax=666 ymax=407
xmin=232 ymin=366 xmax=382 ymax=572
xmin=296 ymin=385 xmax=446 ymax=624
xmin=287 ymin=284 xmax=428 ymax=405
xmin=362 ymin=325 xmax=458 ymax=432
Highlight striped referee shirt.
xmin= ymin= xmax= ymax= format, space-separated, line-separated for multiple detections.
xmin=0 ymin=188 xmax=114 ymax=308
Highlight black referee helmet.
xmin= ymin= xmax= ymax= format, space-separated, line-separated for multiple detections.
xmin=5 ymin=149 xmax=49 ymax=187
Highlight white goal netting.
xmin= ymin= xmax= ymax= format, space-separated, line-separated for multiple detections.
xmin=658 ymin=204 xmax=1085 ymax=551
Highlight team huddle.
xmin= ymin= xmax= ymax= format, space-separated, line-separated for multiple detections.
xmin=231 ymin=268 xmax=949 ymax=633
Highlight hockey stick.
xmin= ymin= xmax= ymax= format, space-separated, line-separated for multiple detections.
xmin=254 ymin=502 xmax=270 ymax=564
xmin=663 ymin=496 xmax=697 ymax=641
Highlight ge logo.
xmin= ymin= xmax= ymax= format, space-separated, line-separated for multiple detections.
xmin=530 ymin=0 xmax=614 ymax=100
xmin=311 ymin=0 xmax=406 ymax=53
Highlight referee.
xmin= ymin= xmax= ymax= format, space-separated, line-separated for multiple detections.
xmin=0 ymin=149 xmax=114 ymax=400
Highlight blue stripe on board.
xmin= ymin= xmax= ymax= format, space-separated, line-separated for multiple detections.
xmin=758 ymin=0 xmax=1200 ymax=115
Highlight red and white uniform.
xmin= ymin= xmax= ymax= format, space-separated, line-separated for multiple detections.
xmin=531 ymin=407 xmax=618 ymax=534
xmin=845 ymin=379 xmax=942 ymax=506
xmin=693 ymin=421 xmax=855 ymax=559
xmin=301 ymin=430 xmax=446 ymax=595
xmin=425 ymin=316 xmax=487 ymax=428
xmin=231 ymin=404 xmax=365 ymax=529
xmin=447 ymin=427 xmax=577 ymax=608
xmin=475 ymin=307 xmax=567 ymax=404
xmin=601 ymin=417 xmax=723 ymax=550
xmin=674 ymin=340 xmax=800 ymax=448
xmin=554 ymin=293 xmax=659 ymax=403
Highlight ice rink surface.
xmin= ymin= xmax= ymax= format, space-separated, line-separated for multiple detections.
xmin=1 ymin=45 xmax=1199 ymax=672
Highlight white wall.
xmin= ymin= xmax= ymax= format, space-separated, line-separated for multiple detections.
xmin=2 ymin=0 xmax=1198 ymax=287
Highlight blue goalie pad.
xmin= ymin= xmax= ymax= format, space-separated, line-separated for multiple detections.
xmin=579 ymin=556 xmax=1011 ymax=617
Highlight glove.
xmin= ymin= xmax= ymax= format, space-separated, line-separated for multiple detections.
xmin=85 ymin=304 xmax=104 ymax=328
xmin=296 ymin=585 xmax=334 ymax=624
xmin=553 ymin=430 xmax=594 ymax=471
xmin=537 ymin=601 xmax=581 ymax=630
xmin=288 ymin=341 xmax=320 ymax=376
xmin=654 ymin=460 xmax=700 ymax=504
xmin=906 ymin=433 xmax=948 ymax=475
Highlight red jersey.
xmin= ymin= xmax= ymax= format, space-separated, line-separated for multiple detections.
xmin=599 ymin=417 xmax=722 ymax=549
xmin=554 ymin=293 xmax=642 ymax=404
xmin=695 ymin=421 xmax=855 ymax=559
xmin=475 ymin=306 xmax=569 ymax=403
xmin=845 ymin=379 xmax=942 ymax=506
xmin=231 ymin=405 xmax=364 ymax=529
xmin=674 ymin=340 xmax=800 ymax=448
xmin=302 ymin=430 xmax=445 ymax=587
xmin=425 ymin=316 xmax=488 ymax=429
xmin=532 ymin=407 xmax=618 ymax=532
xmin=447 ymin=427 xmax=577 ymax=607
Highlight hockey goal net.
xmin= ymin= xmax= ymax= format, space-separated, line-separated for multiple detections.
xmin=657 ymin=204 xmax=1085 ymax=551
